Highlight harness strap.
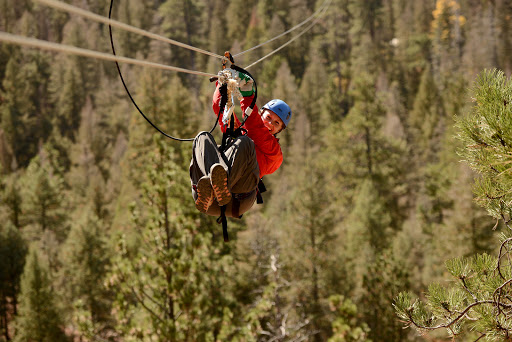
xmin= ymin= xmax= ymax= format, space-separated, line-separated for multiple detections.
xmin=217 ymin=206 xmax=229 ymax=242
xmin=256 ymin=179 xmax=266 ymax=204
xmin=232 ymin=198 xmax=241 ymax=219
xmin=214 ymin=56 xmax=259 ymax=242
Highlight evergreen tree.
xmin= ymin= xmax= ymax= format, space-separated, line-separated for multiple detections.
xmin=394 ymin=69 xmax=512 ymax=340
xmin=299 ymin=49 xmax=329 ymax=141
xmin=408 ymin=64 xmax=445 ymax=160
xmin=1 ymin=174 xmax=22 ymax=229
xmin=361 ymin=252 xmax=409 ymax=341
xmin=49 ymin=50 xmax=85 ymax=143
xmin=430 ymin=0 xmax=466 ymax=77
xmin=226 ymin=0 xmax=258 ymax=44
xmin=0 ymin=222 xmax=27 ymax=341
xmin=327 ymin=295 xmax=371 ymax=342
xmin=21 ymin=156 xmax=68 ymax=240
xmin=242 ymin=252 xmax=314 ymax=342
xmin=0 ymin=49 xmax=52 ymax=169
xmin=159 ymin=0 xmax=206 ymax=82
xmin=58 ymin=213 xmax=113 ymax=340
xmin=14 ymin=247 xmax=68 ymax=342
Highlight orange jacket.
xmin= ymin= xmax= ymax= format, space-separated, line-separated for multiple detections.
xmin=212 ymin=84 xmax=283 ymax=178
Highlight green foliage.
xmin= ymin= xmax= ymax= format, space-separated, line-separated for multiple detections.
xmin=456 ymin=69 xmax=512 ymax=220
xmin=362 ymin=252 xmax=410 ymax=341
xmin=14 ymin=248 xmax=68 ymax=342
xmin=0 ymin=49 xmax=51 ymax=169
xmin=0 ymin=222 xmax=27 ymax=340
xmin=21 ymin=156 xmax=69 ymax=240
xmin=328 ymin=295 xmax=371 ymax=342
xmin=394 ymin=250 xmax=512 ymax=340
xmin=3 ymin=1 xmax=512 ymax=341
xmin=1 ymin=174 xmax=22 ymax=228
xmin=58 ymin=213 xmax=113 ymax=339
xmin=395 ymin=69 xmax=512 ymax=341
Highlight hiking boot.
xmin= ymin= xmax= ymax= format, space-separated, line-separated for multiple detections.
xmin=210 ymin=163 xmax=231 ymax=206
xmin=195 ymin=176 xmax=214 ymax=213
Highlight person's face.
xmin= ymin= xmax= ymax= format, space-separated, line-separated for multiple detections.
xmin=261 ymin=110 xmax=285 ymax=135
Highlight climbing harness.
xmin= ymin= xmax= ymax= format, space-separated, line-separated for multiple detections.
xmin=211 ymin=52 xmax=262 ymax=242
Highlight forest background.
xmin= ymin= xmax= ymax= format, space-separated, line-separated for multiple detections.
xmin=1 ymin=0 xmax=512 ymax=341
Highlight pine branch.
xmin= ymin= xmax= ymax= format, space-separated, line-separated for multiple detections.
xmin=497 ymin=238 xmax=512 ymax=280
xmin=406 ymin=300 xmax=512 ymax=331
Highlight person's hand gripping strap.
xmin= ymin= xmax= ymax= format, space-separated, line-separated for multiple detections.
xmin=238 ymin=72 xmax=254 ymax=98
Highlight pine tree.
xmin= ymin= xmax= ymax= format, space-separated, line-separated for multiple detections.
xmin=361 ymin=252 xmax=409 ymax=341
xmin=159 ymin=0 xmax=206 ymax=82
xmin=327 ymin=295 xmax=371 ymax=342
xmin=1 ymin=174 xmax=22 ymax=229
xmin=21 ymin=156 xmax=68 ymax=240
xmin=0 ymin=49 xmax=52 ymax=169
xmin=430 ymin=0 xmax=466 ymax=76
xmin=394 ymin=69 xmax=512 ymax=340
xmin=299 ymin=50 xmax=329 ymax=141
xmin=58 ymin=213 xmax=113 ymax=340
xmin=408 ymin=64 xmax=445 ymax=160
xmin=0 ymin=222 xmax=27 ymax=341
xmin=226 ymin=0 xmax=258 ymax=44
xmin=13 ymin=247 xmax=68 ymax=342
xmin=49 ymin=51 xmax=85 ymax=143
xmin=242 ymin=252 xmax=314 ymax=342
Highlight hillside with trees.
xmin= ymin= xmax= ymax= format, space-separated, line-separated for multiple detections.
xmin=1 ymin=0 xmax=512 ymax=341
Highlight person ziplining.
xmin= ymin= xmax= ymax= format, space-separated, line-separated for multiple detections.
xmin=189 ymin=53 xmax=291 ymax=240
xmin=0 ymin=0 xmax=330 ymax=240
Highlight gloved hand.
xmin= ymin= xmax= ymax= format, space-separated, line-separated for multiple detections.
xmin=238 ymin=72 xmax=254 ymax=97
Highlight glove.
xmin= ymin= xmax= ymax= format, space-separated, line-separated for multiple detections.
xmin=238 ymin=72 xmax=254 ymax=97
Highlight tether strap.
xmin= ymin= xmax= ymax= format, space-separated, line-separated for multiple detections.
xmin=218 ymin=206 xmax=229 ymax=242
xmin=257 ymin=179 xmax=266 ymax=204
xmin=232 ymin=198 xmax=241 ymax=218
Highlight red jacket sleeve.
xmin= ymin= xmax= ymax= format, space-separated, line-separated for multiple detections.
xmin=212 ymin=84 xmax=283 ymax=178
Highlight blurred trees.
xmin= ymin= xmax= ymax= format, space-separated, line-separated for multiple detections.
xmin=0 ymin=0 xmax=511 ymax=340
xmin=13 ymin=248 xmax=67 ymax=342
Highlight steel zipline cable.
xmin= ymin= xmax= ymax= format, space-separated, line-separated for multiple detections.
xmin=244 ymin=0 xmax=332 ymax=70
xmin=33 ymin=0 xmax=225 ymax=60
xmin=0 ymin=31 xmax=216 ymax=77
xmin=233 ymin=0 xmax=331 ymax=59
xmin=33 ymin=0 xmax=330 ymax=64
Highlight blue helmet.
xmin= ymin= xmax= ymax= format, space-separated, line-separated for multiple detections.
xmin=262 ymin=99 xmax=292 ymax=128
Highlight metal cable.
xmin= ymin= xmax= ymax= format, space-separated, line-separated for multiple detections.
xmin=233 ymin=0 xmax=330 ymax=59
xmin=33 ymin=0 xmax=224 ymax=60
xmin=244 ymin=0 xmax=331 ymax=70
xmin=0 ymin=31 xmax=216 ymax=77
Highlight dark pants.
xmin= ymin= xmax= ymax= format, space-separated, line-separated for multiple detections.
xmin=190 ymin=132 xmax=260 ymax=217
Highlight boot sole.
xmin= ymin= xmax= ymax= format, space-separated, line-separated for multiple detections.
xmin=195 ymin=177 xmax=213 ymax=213
xmin=210 ymin=164 xmax=231 ymax=206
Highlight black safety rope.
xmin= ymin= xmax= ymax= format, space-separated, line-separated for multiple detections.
xmin=108 ymin=0 xmax=219 ymax=142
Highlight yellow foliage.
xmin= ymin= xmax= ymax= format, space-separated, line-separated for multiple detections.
xmin=431 ymin=0 xmax=466 ymax=41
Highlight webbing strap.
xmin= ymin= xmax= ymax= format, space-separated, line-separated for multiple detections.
xmin=256 ymin=179 xmax=266 ymax=204
xmin=219 ymin=206 xmax=229 ymax=242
